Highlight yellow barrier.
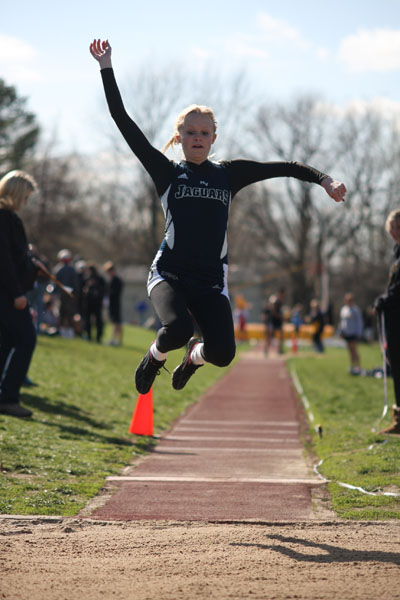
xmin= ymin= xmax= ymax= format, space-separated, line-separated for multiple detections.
xmin=234 ymin=322 xmax=334 ymax=341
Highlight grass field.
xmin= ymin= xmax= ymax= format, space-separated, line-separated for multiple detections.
xmin=0 ymin=326 xmax=230 ymax=516
xmin=0 ymin=328 xmax=399 ymax=519
xmin=289 ymin=342 xmax=400 ymax=520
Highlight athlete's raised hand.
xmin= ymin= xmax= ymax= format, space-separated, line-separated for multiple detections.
xmin=89 ymin=39 xmax=112 ymax=68
xmin=321 ymin=176 xmax=347 ymax=203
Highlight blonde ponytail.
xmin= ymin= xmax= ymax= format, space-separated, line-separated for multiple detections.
xmin=161 ymin=134 xmax=178 ymax=154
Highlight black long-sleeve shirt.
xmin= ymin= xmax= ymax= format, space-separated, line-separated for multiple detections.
xmin=100 ymin=67 xmax=328 ymax=289
xmin=0 ymin=208 xmax=35 ymax=300
xmin=109 ymin=275 xmax=123 ymax=307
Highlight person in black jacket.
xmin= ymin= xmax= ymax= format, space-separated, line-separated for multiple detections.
xmin=375 ymin=209 xmax=400 ymax=435
xmin=104 ymin=261 xmax=124 ymax=346
xmin=82 ymin=263 xmax=106 ymax=343
xmin=308 ymin=299 xmax=325 ymax=353
xmin=90 ymin=39 xmax=346 ymax=395
xmin=0 ymin=170 xmax=38 ymax=418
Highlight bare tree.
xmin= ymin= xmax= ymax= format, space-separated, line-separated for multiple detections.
xmin=0 ymin=78 xmax=40 ymax=173
xmin=229 ymin=95 xmax=400 ymax=309
xmin=22 ymin=140 xmax=92 ymax=261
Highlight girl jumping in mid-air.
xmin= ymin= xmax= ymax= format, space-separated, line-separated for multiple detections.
xmin=90 ymin=39 xmax=347 ymax=395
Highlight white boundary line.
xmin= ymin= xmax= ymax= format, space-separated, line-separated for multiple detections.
xmin=163 ymin=436 xmax=300 ymax=443
xmin=151 ymin=447 xmax=302 ymax=454
xmin=289 ymin=366 xmax=400 ymax=498
xmin=182 ymin=420 xmax=298 ymax=426
xmin=107 ymin=476 xmax=324 ymax=485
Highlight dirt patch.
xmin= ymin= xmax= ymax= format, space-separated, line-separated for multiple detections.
xmin=0 ymin=516 xmax=399 ymax=599
xmin=1 ymin=355 xmax=398 ymax=598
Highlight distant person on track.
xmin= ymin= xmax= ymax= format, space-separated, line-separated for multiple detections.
xmin=234 ymin=294 xmax=251 ymax=342
xmin=375 ymin=209 xmax=400 ymax=435
xmin=90 ymin=38 xmax=347 ymax=395
xmin=262 ymin=294 xmax=284 ymax=355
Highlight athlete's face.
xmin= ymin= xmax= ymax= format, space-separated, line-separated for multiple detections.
xmin=389 ymin=219 xmax=400 ymax=244
xmin=176 ymin=113 xmax=216 ymax=165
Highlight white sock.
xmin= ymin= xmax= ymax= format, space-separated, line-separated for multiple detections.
xmin=150 ymin=342 xmax=168 ymax=361
xmin=190 ymin=342 xmax=206 ymax=365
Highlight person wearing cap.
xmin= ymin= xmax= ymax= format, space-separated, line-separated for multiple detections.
xmin=54 ymin=249 xmax=78 ymax=338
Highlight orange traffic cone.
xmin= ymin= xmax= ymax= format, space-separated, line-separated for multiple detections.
xmin=129 ymin=388 xmax=153 ymax=436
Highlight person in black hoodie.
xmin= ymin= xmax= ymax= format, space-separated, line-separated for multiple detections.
xmin=82 ymin=263 xmax=106 ymax=343
xmin=375 ymin=209 xmax=400 ymax=435
xmin=104 ymin=261 xmax=124 ymax=346
xmin=0 ymin=170 xmax=38 ymax=417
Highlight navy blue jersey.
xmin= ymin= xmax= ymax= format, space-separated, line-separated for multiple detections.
xmin=101 ymin=68 xmax=328 ymax=293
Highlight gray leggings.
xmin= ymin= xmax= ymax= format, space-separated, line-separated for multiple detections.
xmin=150 ymin=279 xmax=236 ymax=367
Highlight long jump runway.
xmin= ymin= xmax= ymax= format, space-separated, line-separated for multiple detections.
xmin=88 ymin=352 xmax=326 ymax=522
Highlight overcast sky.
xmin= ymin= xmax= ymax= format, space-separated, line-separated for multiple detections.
xmin=1 ymin=0 xmax=400 ymax=154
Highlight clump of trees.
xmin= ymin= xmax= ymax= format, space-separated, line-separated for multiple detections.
xmin=0 ymin=78 xmax=39 ymax=171
xmin=2 ymin=65 xmax=399 ymax=318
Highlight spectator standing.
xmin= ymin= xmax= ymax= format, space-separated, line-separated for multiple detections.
xmin=82 ymin=263 xmax=106 ymax=343
xmin=309 ymin=299 xmax=325 ymax=353
xmin=26 ymin=245 xmax=49 ymax=333
xmin=0 ymin=170 xmax=39 ymax=418
xmin=291 ymin=304 xmax=303 ymax=335
xmin=274 ymin=288 xmax=285 ymax=354
xmin=54 ymin=249 xmax=78 ymax=338
xmin=104 ymin=261 xmax=124 ymax=346
xmin=338 ymin=293 xmax=364 ymax=374
xmin=262 ymin=294 xmax=283 ymax=355
xmin=375 ymin=209 xmax=400 ymax=435
xmin=234 ymin=294 xmax=251 ymax=342
xmin=74 ymin=259 xmax=88 ymax=336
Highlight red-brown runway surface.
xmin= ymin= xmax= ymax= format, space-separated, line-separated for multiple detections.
xmin=89 ymin=352 xmax=325 ymax=522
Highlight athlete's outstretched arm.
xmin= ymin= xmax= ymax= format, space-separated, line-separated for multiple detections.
xmin=89 ymin=38 xmax=158 ymax=173
xmin=89 ymin=38 xmax=172 ymax=194
xmin=225 ymin=160 xmax=346 ymax=203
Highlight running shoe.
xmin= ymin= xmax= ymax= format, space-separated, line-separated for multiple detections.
xmin=172 ymin=337 xmax=203 ymax=390
xmin=135 ymin=348 xmax=166 ymax=395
